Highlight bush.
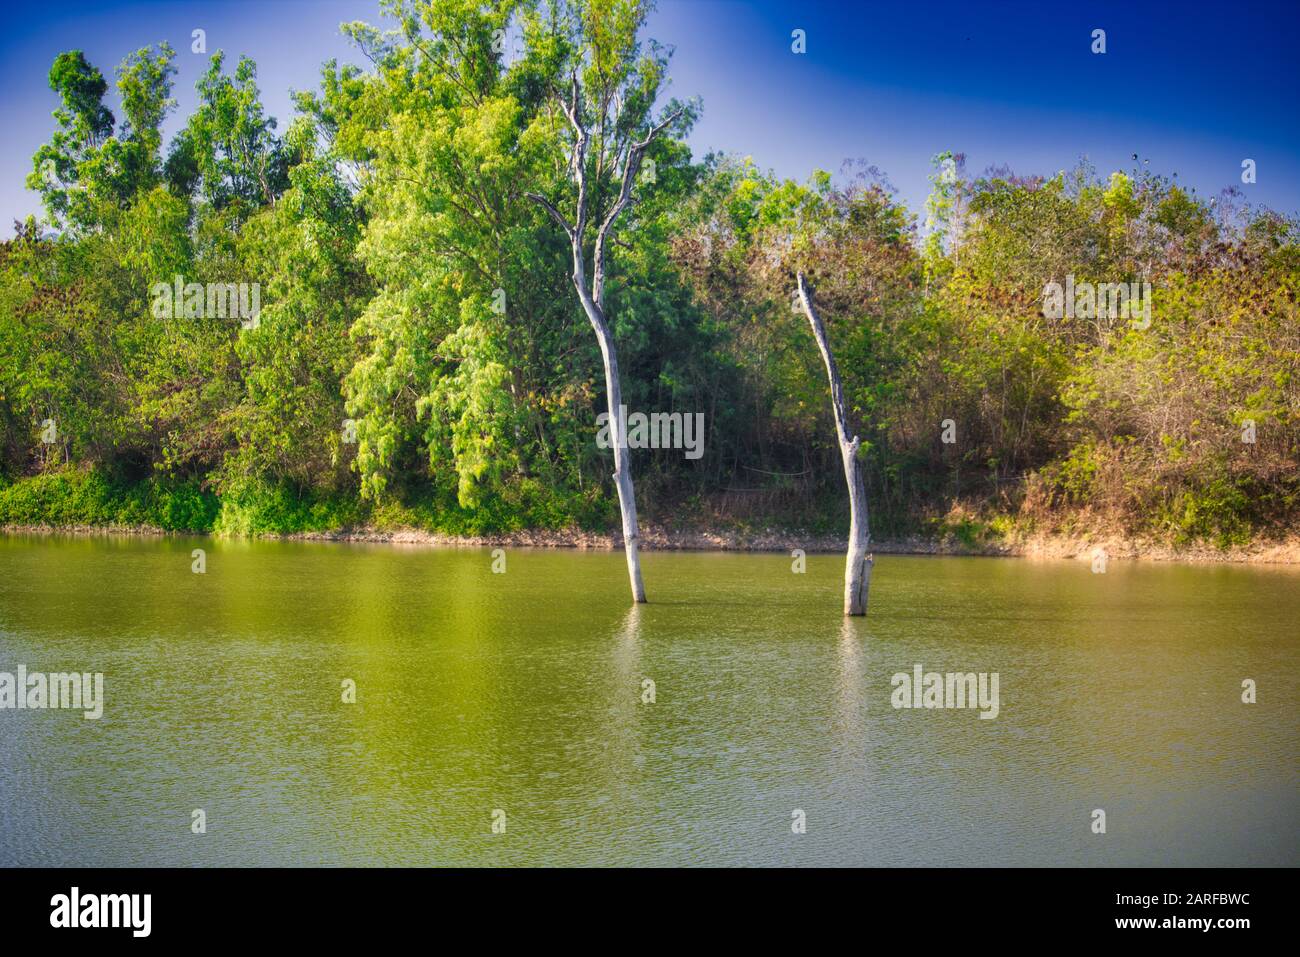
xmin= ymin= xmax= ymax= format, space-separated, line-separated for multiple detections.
xmin=213 ymin=478 xmax=365 ymax=536
xmin=0 ymin=468 xmax=218 ymax=531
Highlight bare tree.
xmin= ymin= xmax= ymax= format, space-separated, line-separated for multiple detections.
xmin=797 ymin=273 xmax=873 ymax=616
xmin=525 ymin=73 xmax=681 ymax=605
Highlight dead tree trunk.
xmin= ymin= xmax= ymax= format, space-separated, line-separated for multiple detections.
xmin=526 ymin=78 xmax=679 ymax=604
xmin=578 ymin=286 xmax=646 ymax=603
xmin=797 ymin=273 xmax=873 ymax=616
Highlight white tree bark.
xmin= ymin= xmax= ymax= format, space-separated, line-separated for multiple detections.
xmin=525 ymin=77 xmax=678 ymax=604
xmin=797 ymin=273 xmax=873 ymax=616
xmin=579 ymin=288 xmax=646 ymax=604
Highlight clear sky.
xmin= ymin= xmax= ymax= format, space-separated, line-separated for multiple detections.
xmin=2 ymin=0 xmax=1297 ymax=235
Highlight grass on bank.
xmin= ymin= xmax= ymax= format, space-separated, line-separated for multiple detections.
xmin=0 ymin=465 xmax=1288 ymax=554
xmin=0 ymin=467 xmax=611 ymax=537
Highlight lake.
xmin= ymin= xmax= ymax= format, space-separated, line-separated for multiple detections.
xmin=0 ymin=534 xmax=1295 ymax=866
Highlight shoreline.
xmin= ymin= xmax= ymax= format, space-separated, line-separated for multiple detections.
xmin=4 ymin=522 xmax=1299 ymax=564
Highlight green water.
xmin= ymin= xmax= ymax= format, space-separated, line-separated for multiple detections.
xmin=0 ymin=534 xmax=1295 ymax=866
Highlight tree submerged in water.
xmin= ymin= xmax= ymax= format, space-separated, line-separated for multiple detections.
xmin=524 ymin=0 xmax=693 ymax=604
xmin=797 ymin=273 xmax=872 ymax=616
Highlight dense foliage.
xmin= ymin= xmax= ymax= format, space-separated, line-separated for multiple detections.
xmin=2 ymin=0 xmax=1296 ymax=545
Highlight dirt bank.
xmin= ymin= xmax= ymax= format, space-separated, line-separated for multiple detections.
xmin=5 ymin=522 xmax=1298 ymax=564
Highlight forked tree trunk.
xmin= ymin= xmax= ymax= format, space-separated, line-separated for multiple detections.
xmin=525 ymin=76 xmax=676 ymax=606
xmin=797 ymin=273 xmax=873 ymax=616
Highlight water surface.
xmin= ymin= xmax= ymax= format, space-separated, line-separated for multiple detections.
xmin=0 ymin=534 xmax=1295 ymax=866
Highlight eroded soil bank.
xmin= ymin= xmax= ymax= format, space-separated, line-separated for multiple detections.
xmin=4 ymin=522 xmax=1298 ymax=564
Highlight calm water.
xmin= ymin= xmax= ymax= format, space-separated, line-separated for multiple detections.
xmin=0 ymin=534 xmax=1295 ymax=867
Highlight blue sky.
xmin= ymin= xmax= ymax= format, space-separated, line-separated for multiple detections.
xmin=2 ymin=0 xmax=1297 ymax=235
